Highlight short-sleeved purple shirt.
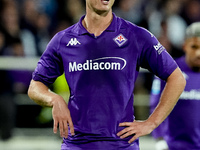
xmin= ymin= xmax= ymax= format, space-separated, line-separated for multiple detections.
xmin=33 ymin=13 xmax=177 ymax=150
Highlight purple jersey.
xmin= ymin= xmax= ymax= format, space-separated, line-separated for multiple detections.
xmin=150 ymin=56 xmax=200 ymax=150
xmin=33 ymin=14 xmax=177 ymax=150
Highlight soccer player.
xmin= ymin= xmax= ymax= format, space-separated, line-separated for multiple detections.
xmin=150 ymin=22 xmax=200 ymax=150
xmin=28 ymin=0 xmax=186 ymax=149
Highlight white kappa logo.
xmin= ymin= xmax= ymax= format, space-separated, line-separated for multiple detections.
xmin=67 ymin=38 xmax=81 ymax=46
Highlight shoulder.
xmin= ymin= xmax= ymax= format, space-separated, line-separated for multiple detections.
xmin=48 ymin=23 xmax=80 ymax=47
xmin=115 ymin=16 xmax=157 ymax=51
xmin=116 ymin=16 xmax=153 ymax=38
xmin=174 ymin=56 xmax=185 ymax=66
xmin=54 ymin=23 xmax=79 ymax=38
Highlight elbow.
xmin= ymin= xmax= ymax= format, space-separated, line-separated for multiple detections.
xmin=27 ymin=79 xmax=39 ymax=100
xmin=27 ymin=80 xmax=34 ymax=100
xmin=27 ymin=86 xmax=32 ymax=98
xmin=180 ymin=73 xmax=186 ymax=91
xmin=174 ymin=69 xmax=186 ymax=93
xmin=167 ymin=67 xmax=186 ymax=92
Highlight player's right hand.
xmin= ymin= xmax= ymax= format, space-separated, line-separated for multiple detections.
xmin=51 ymin=95 xmax=74 ymax=138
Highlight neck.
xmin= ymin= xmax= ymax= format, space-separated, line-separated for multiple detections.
xmin=191 ymin=66 xmax=200 ymax=72
xmin=82 ymin=9 xmax=113 ymax=37
xmin=186 ymin=56 xmax=200 ymax=72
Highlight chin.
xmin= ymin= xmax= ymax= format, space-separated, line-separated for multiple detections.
xmin=94 ymin=7 xmax=111 ymax=15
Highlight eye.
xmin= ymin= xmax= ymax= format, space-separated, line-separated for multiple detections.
xmin=191 ymin=45 xmax=199 ymax=50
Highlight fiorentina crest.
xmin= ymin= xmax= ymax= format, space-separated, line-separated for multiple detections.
xmin=113 ymin=34 xmax=127 ymax=47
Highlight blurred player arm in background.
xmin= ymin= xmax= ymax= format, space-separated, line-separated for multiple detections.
xmin=150 ymin=76 xmax=169 ymax=150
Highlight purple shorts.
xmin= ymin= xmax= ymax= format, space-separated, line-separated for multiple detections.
xmin=61 ymin=139 xmax=139 ymax=150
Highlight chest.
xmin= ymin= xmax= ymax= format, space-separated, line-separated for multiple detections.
xmin=179 ymin=71 xmax=200 ymax=101
xmin=60 ymin=33 xmax=139 ymax=73
xmin=183 ymin=71 xmax=200 ymax=90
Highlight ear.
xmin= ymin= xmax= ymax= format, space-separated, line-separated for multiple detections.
xmin=182 ymin=40 xmax=188 ymax=53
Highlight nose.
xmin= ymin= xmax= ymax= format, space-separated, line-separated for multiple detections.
xmin=196 ymin=49 xmax=200 ymax=58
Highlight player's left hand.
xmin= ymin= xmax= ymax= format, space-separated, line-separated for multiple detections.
xmin=117 ymin=120 xmax=155 ymax=143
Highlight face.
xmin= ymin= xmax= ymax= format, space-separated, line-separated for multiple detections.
xmin=86 ymin=0 xmax=115 ymax=14
xmin=183 ymin=37 xmax=200 ymax=70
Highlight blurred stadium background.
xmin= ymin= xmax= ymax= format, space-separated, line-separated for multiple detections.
xmin=0 ymin=0 xmax=200 ymax=149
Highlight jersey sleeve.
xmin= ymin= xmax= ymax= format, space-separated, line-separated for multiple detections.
xmin=137 ymin=28 xmax=177 ymax=81
xmin=32 ymin=32 xmax=64 ymax=86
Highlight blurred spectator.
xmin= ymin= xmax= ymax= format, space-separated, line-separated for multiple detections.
xmin=20 ymin=0 xmax=59 ymax=55
xmin=3 ymin=38 xmax=24 ymax=56
xmin=0 ymin=0 xmax=34 ymax=140
xmin=66 ymin=0 xmax=85 ymax=24
xmin=0 ymin=26 xmax=15 ymax=141
xmin=113 ymin=0 xmax=143 ymax=24
xmin=148 ymin=0 xmax=187 ymax=50
xmin=157 ymin=20 xmax=185 ymax=58
xmin=20 ymin=0 xmax=38 ymax=35
xmin=0 ymin=0 xmax=37 ymax=56
xmin=0 ymin=30 xmax=5 ymax=55
xmin=34 ymin=12 xmax=51 ymax=55
xmin=181 ymin=0 xmax=200 ymax=25
xmin=34 ymin=0 xmax=58 ymax=18
xmin=55 ymin=0 xmax=84 ymax=26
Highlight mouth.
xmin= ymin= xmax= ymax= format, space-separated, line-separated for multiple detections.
xmin=101 ymin=0 xmax=110 ymax=4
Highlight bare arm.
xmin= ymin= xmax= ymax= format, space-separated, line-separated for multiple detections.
xmin=117 ymin=67 xmax=186 ymax=143
xmin=147 ymin=67 xmax=186 ymax=130
xmin=28 ymin=79 xmax=74 ymax=138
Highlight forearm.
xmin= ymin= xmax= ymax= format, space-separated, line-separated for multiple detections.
xmin=28 ymin=79 xmax=61 ymax=107
xmin=28 ymin=79 xmax=74 ymax=137
xmin=147 ymin=68 xmax=186 ymax=129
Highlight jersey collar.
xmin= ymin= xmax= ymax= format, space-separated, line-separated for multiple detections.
xmin=76 ymin=13 xmax=118 ymax=35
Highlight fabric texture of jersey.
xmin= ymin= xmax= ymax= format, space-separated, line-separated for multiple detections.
xmin=33 ymin=13 xmax=177 ymax=150
xmin=150 ymin=56 xmax=200 ymax=150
